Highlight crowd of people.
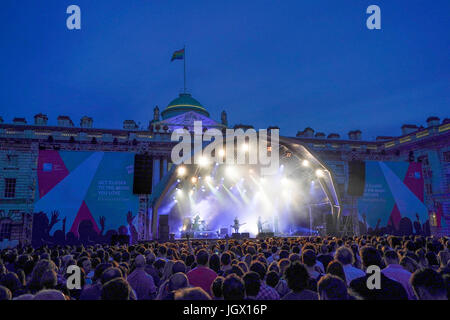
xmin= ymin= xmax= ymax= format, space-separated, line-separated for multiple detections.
xmin=0 ymin=234 xmax=449 ymax=300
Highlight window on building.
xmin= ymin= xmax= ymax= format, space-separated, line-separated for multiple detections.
xmin=443 ymin=151 xmax=450 ymax=162
xmin=6 ymin=154 xmax=19 ymax=168
xmin=0 ymin=219 xmax=13 ymax=240
xmin=425 ymin=183 xmax=433 ymax=195
xmin=6 ymin=155 xmax=19 ymax=168
xmin=4 ymin=178 xmax=16 ymax=198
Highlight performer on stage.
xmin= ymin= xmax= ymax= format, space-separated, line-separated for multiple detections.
xmin=257 ymin=216 xmax=263 ymax=234
xmin=192 ymin=215 xmax=201 ymax=231
xmin=232 ymin=217 xmax=240 ymax=233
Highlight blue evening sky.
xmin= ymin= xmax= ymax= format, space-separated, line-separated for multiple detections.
xmin=0 ymin=0 xmax=449 ymax=139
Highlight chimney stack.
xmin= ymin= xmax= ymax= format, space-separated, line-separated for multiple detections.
xmin=13 ymin=117 xmax=27 ymax=125
xmin=401 ymin=124 xmax=418 ymax=135
xmin=426 ymin=116 xmax=440 ymax=127
xmin=123 ymin=120 xmax=138 ymax=130
xmin=80 ymin=116 xmax=93 ymax=128
xmin=34 ymin=113 xmax=48 ymax=126
xmin=57 ymin=115 xmax=74 ymax=127
xmin=303 ymin=127 xmax=314 ymax=138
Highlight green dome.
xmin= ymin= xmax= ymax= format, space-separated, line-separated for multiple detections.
xmin=161 ymin=93 xmax=210 ymax=119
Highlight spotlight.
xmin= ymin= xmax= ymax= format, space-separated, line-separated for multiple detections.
xmin=177 ymin=166 xmax=187 ymax=176
xmin=191 ymin=176 xmax=198 ymax=184
xmin=226 ymin=166 xmax=236 ymax=178
xmin=177 ymin=189 xmax=183 ymax=196
xmin=198 ymin=156 xmax=209 ymax=167
xmin=205 ymin=175 xmax=212 ymax=182
xmin=242 ymin=143 xmax=249 ymax=152
xmin=302 ymin=160 xmax=309 ymax=167
xmin=218 ymin=149 xmax=225 ymax=157
xmin=315 ymin=169 xmax=324 ymax=177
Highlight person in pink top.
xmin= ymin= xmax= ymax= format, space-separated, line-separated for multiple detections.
xmin=186 ymin=249 xmax=217 ymax=296
xmin=382 ymin=250 xmax=416 ymax=300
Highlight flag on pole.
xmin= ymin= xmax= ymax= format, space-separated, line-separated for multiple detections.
xmin=171 ymin=48 xmax=185 ymax=61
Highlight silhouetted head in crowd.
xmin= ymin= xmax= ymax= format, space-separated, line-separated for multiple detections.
xmin=0 ymin=285 xmax=12 ymax=300
xmin=400 ymin=256 xmax=420 ymax=274
xmin=266 ymin=271 xmax=280 ymax=288
xmin=222 ymin=274 xmax=245 ymax=300
xmin=33 ymin=289 xmax=66 ymax=300
xmin=208 ymin=254 xmax=220 ymax=273
xmin=211 ymin=276 xmax=224 ymax=299
xmin=174 ymin=287 xmax=211 ymax=300
xmin=302 ymin=249 xmax=317 ymax=267
xmin=384 ymin=250 xmax=400 ymax=265
xmin=93 ymin=263 xmax=112 ymax=283
xmin=29 ymin=259 xmax=57 ymax=292
xmin=0 ymin=272 xmax=22 ymax=296
xmin=249 ymin=261 xmax=267 ymax=281
xmin=360 ymin=246 xmax=382 ymax=269
xmin=172 ymin=260 xmax=187 ymax=274
xmin=196 ymin=249 xmax=209 ymax=267
xmin=243 ymin=271 xmax=261 ymax=298
xmin=335 ymin=247 xmax=354 ymax=266
xmin=101 ymin=267 xmax=122 ymax=285
xmin=134 ymin=255 xmax=146 ymax=269
xmin=318 ymin=274 xmax=348 ymax=300
xmin=285 ymin=262 xmax=309 ymax=293
xmin=326 ymin=260 xmax=347 ymax=284
xmin=411 ymin=268 xmax=447 ymax=300
xmin=168 ymin=273 xmax=188 ymax=292
xmin=40 ymin=269 xmax=57 ymax=289
xmin=146 ymin=252 xmax=156 ymax=265
xmin=101 ymin=278 xmax=131 ymax=300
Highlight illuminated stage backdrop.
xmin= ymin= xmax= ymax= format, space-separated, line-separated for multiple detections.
xmin=357 ymin=161 xmax=428 ymax=230
xmin=33 ymin=150 xmax=138 ymax=239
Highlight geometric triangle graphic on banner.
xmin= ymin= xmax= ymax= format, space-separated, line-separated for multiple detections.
xmin=70 ymin=200 xmax=100 ymax=237
xmin=379 ymin=162 xmax=428 ymax=224
xmin=34 ymin=152 xmax=104 ymax=234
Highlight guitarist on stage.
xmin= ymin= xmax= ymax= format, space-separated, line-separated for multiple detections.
xmin=192 ymin=215 xmax=201 ymax=232
xmin=257 ymin=216 xmax=263 ymax=234
xmin=232 ymin=217 xmax=241 ymax=233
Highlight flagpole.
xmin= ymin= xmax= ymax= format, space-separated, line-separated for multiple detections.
xmin=183 ymin=45 xmax=186 ymax=93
